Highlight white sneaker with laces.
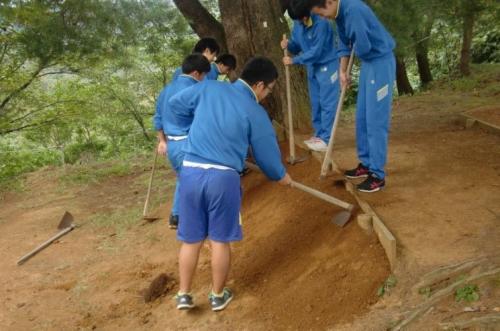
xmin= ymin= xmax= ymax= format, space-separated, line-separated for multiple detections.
xmin=303 ymin=136 xmax=319 ymax=144
xmin=307 ymin=139 xmax=328 ymax=152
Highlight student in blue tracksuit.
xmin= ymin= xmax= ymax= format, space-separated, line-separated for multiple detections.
xmin=214 ymin=53 xmax=237 ymax=81
xmin=153 ymin=54 xmax=211 ymax=229
xmin=293 ymin=0 xmax=396 ymax=192
xmin=172 ymin=37 xmax=220 ymax=81
xmin=168 ymin=57 xmax=292 ymax=312
xmin=282 ymin=6 xmax=341 ymax=152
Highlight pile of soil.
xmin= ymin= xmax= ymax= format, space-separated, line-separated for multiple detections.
xmin=0 ymin=150 xmax=390 ymax=330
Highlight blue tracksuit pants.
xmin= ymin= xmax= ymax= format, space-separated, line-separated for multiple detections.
xmin=356 ymin=54 xmax=396 ymax=179
xmin=307 ymin=59 xmax=340 ymax=143
xmin=166 ymin=138 xmax=186 ymax=216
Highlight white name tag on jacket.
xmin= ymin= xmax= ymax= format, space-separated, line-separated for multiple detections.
xmin=377 ymin=84 xmax=389 ymax=101
xmin=330 ymin=71 xmax=338 ymax=83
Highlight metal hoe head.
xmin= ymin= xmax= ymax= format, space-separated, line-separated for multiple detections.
xmin=287 ymin=154 xmax=308 ymax=165
xmin=57 ymin=211 xmax=74 ymax=230
xmin=143 ymin=215 xmax=160 ymax=222
xmin=332 ymin=210 xmax=352 ymax=227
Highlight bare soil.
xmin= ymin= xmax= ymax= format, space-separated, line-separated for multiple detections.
xmin=0 ymin=152 xmax=389 ymax=331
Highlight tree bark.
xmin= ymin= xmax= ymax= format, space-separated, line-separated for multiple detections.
xmin=459 ymin=8 xmax=475 ymax=76
xmin=415 ymin=43 xmax=433 ymax=87
xmin=395 ymin=56 xmax=413 ymax=96
xmin=218 ymin=0 xmax=310 ymax=128
xmin=172 ymin=0 xmax=228 ymax=52
xmin=414 ymin=19 xmax=433 ymax=87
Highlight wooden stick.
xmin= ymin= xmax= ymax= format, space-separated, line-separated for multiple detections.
xmin=17 ymin=225 xmax=75 ymax=265
xmin=283 ymin=33 xmax=296 ymax=161
xmin=439 ymin=313 xmax=500 ymax=330
xmin=245 ymin=161 xmax=353 ymax=211
xmin=143 ymin=149 xmax=158 ymax=217
xmin=291 ymin=180 xmax=354 ymax=211
xmin=392 ymin=267 xmax=500 ymax=331
xmin=320 ymin=50 xmax=355 ymax=178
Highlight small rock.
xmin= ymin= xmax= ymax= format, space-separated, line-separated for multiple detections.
xmin=16 ymin=303 xmax=26 ymax=308
xmin=493 ymin=307 xmax=500 ymax=312
xmin=464 ymin=307 xmax=479 ymax=312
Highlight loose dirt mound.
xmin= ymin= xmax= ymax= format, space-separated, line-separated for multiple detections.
xmin=0 ymin=152 xmax=390 ymax=330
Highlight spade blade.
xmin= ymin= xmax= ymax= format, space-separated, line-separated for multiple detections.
xmin=332 ymin=210 xmax=352 ymax=227
xmin=57 ymin=211 xmax=74 ymax=230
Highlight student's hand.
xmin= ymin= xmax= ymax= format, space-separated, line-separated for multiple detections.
xmin=340 ymin=70 xmax=351 ymax=90
xmin=278 ymin=173 xmax=292 ymax=186
xmin=157 ymin=141 xmax=167 ymax=156
xmin=282 ymin=56 xmax=293 ymax=66
xmin=280 ymin=38 xmax=288 ymax=50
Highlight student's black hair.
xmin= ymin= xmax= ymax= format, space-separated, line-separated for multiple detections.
xmin=291 ymin=0 xmax=325 ymax=13
xmin=240 ymin=57 xmax=278 ymax=87
xmin=192 ymin=37 xmax=220 ymax=55
xmin=287 ymin=2 xmax=310 ymax=20
xmin=215 ymin=54 xmax=237 ymax=70
xmin=181 ymin=53 xmax=211 ymax=74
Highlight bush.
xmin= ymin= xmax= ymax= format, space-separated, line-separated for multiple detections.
xmin=472 ymin=28 xmax=500 ymax=64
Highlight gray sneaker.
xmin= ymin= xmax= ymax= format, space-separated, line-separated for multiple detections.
xmin=175 ymin=293 xmax=194 ymax=310
xmin=208 ymin=288 xmax=233 ymax=311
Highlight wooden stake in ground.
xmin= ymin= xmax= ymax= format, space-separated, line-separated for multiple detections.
xmin=143 ymin=148 xmax=159 ymax=221
xmin=283 ymin=34 xmax=307 ymax=165
xmin=320 ymin=50 xmax=355 ymax=178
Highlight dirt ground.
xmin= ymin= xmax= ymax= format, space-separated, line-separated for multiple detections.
xmin=0 ymin=152 xmax=389 ymax=330
xmin=1 ymin=70 xmax=499 ymax=330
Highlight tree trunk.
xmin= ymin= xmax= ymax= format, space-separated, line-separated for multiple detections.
xmin=218 ymin=0 xmax=310 ymax=128
xmin=414 ymin=19 xmax=433 ymax=87
xmin=173 ymin=0 xmax=228 ymax=52
xmin=459 ymin=9 xmax=474 ymax=76
xmin=415 ymin=43 xmax=433 ymax=87
xmin=395 ymin=56 xmax=413 ymax=96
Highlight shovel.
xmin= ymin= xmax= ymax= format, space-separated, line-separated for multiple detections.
xmin=245 ymin=161 xmax=354 ymax=226
xmin=320 ymin=50 xmax=355 ymax=179
xmin=143 ymin=149 xmax=159 ymax=221
xmin=17 ymin=211 xmax=76 ymax=265
xmin=283 ymin=34 xmax=307 ymax=165
xmin=290 ymin=180 xmax=354 ymax=226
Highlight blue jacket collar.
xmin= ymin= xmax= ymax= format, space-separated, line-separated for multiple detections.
xmin=233 ymin=79 xmax=257 ymax=101
xmin=178 ymin=74 xmax=199 ymax=82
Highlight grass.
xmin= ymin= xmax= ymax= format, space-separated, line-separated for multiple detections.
xmin=90 ymin=207 xmax=141 ymax=235
xmin=455 ymin=283 xmax=480 ymax=303
xmin=377 ymin=274 xmax=397 ymax=297
xmin=60 ymin=162 xmax=133 ymax=185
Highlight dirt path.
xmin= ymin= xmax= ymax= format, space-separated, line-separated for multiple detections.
xmin=0 ymin=154 xmax=389 ymax=330
xmin=327 ymin=81 xmax=500 ymax=329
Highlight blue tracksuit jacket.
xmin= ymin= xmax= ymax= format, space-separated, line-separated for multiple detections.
xmin=335 ymin=0 xmax=396 ymax=179
xmin=169 ymin=79 xmax=286 ymax=181
xmin=288 ymin=14 xmax=341 ymax=143
xmin=153 ymin=74 xmax=199 ymax=216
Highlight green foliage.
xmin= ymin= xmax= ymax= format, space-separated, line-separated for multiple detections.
xmin=0 ymin=0 xmax=195 ymax=186
xmin=418 ymin=286 xmax=432 ymax=298
xmin=473 ymin=29 xmax=500 ymax=63
xmin=455 ymin=283 xmax=480 ymax=302
xmin=377 ymin=274 xmax=397 ymax=297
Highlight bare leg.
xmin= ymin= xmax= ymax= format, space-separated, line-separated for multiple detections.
xmin=210 ymin=240 xmax=231 ymax=294
xmin=178 ymin=241 xmax=204 ymax=293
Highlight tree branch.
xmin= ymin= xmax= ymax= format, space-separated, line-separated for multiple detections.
xmin=0 ymin=65 xmax=45 ymax=116
xmin=173 ymin=0 xmax=228 ymax=52
xmin=8 ymin=99 xmax=87 ymax=125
